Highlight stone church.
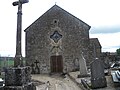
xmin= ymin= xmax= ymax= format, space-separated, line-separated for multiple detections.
xmin=24 ymin=5 xmax=92 ymax=74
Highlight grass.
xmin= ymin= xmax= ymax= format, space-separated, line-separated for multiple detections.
xmin=0 ymin=59 xmax=26 ymax=67
xmin=0 ymin=60 xmax=14 ymax=67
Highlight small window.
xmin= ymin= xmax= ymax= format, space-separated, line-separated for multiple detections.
xmin=54 ymin=20 xmax=57 ymax=23
xmin=53 ymin=19 xmax=59 ymax=26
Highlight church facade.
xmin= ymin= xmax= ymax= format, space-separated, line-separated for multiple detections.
xmin=24 ymin=5 xmax=91 ymax=74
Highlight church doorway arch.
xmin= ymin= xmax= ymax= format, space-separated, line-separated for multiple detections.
xmin=50 ymin=55 xmax=63 ymax=73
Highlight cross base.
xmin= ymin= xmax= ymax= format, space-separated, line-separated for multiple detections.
xmin=4 ymin=66 xmax=36 ymax=90
xmin=4 ymin=82 xmax=36 ymax=90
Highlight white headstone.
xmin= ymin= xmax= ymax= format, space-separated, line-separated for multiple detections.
xmin=78 ymin=53 xmax=88 ymax=77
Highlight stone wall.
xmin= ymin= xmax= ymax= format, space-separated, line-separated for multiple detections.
xmin=89 ymin=38 xmax=102 ymax=65
xmin=25 ymin=5 xmax=91 ymax=74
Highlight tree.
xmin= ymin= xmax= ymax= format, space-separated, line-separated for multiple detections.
xmin=116 ymin=48 xmax=120 ymax=55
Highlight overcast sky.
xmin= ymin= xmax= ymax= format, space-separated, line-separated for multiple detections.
xmin=0 ymin=0 xmax=120 ymax=56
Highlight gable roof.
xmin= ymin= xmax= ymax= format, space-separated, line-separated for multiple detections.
xmin=90 ymin=38 xmax=102 ymax=48
xmin=24 ymin=5 xmax=91 ymax=32
xmin=52 ymin=5 xmax=91 ymax=27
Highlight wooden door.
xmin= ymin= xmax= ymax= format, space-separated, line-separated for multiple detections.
xmin=50 ymin=55 xmax=63 ymax=73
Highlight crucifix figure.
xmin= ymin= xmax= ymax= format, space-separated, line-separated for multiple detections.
xmin=34 ymin=60 xmax=40 ymax=74
xmin=13 ymin=0 xmax=29 ymax=67
xmin=34 ymin=60 xmax=39 ymax=67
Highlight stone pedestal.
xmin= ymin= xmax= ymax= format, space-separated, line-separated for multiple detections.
xmin=4 ymin=66 xmax=36 ymax=90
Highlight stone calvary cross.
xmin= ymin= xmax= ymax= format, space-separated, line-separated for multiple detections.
xmin=13 ymin=0 xmax=29 ymax=67
xmin=4 ymin=1 xmax=36 ymax=90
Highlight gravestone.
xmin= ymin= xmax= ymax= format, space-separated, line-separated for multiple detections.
xmin=78 ymin=53 xmax=88 ymax=77
xmin=90 ymin=58 xmax=107 ymax=89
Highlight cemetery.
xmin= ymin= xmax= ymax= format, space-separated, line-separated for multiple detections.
xmin=0 ymin=1 xmax=120 ymax=90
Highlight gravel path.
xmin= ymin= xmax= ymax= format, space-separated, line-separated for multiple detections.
xmin=32 ymin=74 xmax=82 ymax=90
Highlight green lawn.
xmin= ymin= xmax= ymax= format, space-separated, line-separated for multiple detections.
xmin=0 ymin=60 xmax=14 ymax=67
xmin=0 ymin=59 xmax=26 ymax=68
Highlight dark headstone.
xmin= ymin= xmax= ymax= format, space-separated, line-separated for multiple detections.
xmin=90 ymin=58 xmax=107 ymax=89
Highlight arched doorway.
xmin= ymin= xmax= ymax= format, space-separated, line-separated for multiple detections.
xmin=50 ymin=55 xmax=63 ymax=73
